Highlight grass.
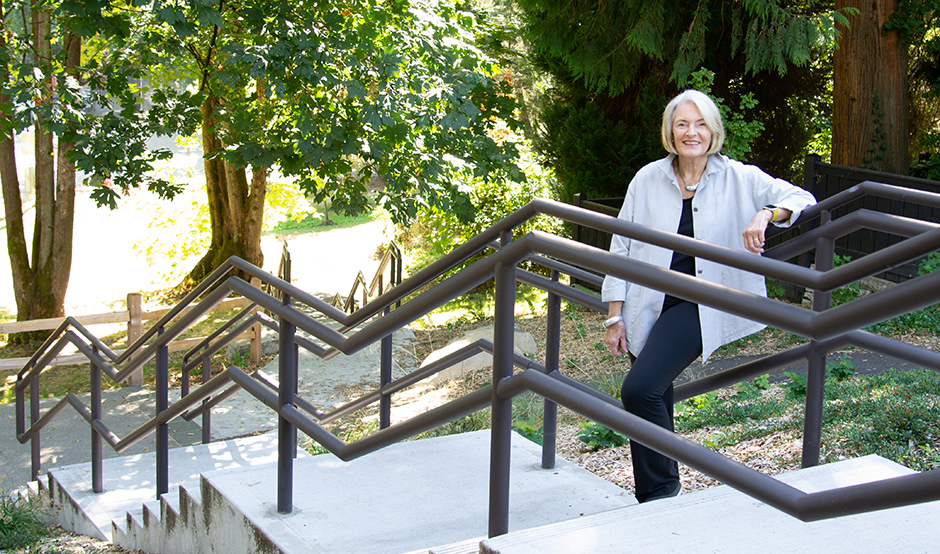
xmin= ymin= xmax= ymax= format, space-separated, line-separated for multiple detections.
xmin=0 ymin=493 xmax=49 ymax=551
xmin=265 ymin=207 xmax=380 ymax=236
xmin=671 ymin=368 xmax=940 ymax=472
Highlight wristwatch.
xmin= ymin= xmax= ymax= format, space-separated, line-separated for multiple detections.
xmin=762 ymin=205 xmax=780 ymax=222
xmin=603 ymin=315 xmax=623 ymax=328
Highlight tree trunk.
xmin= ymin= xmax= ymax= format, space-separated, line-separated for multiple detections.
xmin=0 ymin=2 xmax=79 ymax=343
xmin=832 ymin=0 xmax=909 ymax=174
xmin=181 ymin=94 xmax=266 ymax=290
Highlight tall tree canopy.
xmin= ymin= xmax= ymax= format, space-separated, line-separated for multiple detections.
xmin=2 ymin=0 xmax=522 ymax=315
xmin=146 ymin=0 xmax=522 ymax=286
xmin=0 ymin=0 xmax=196 ymax=337
xmin=513 ymin=0 xmax=852 ymax=201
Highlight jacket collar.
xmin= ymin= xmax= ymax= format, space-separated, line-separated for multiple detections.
xmin=658 ymin=153 xmax=730 ymax=186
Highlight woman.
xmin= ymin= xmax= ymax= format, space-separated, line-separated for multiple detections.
xmin=601 ymin=89 xmax=816 ymax=503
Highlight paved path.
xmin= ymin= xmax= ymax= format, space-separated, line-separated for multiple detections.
xmin=0 ymin=325 xmax=419 ymax=493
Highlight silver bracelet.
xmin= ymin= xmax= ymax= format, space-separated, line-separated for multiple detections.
xmin=603 ymin=315 xmax=623 ymax=328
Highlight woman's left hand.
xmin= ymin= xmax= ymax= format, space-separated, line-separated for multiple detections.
xmin=742 ymin=209 xmax=774 ymax=254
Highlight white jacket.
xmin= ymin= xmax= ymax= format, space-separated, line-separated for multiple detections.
xmin=601 ymin=153 xmax=817 ymax=362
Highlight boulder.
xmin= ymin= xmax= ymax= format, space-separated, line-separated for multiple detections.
xmin=420 ymin=324 xmax=538 ymax=386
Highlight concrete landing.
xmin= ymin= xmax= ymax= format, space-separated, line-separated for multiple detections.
xmin=480 ymin=455 xmax=940 ymax=554
xmin=199 ymin=430 xmax=632 ymax=554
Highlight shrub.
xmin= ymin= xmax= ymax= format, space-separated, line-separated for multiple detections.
xmin=577 ymin=422 xmax=629 ymax=451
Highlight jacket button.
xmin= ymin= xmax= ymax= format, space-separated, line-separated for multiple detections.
xmin=693 ymin=207 xmax=698 ymax=212
xmin=697 ymin=269 xmax=703 ymax=274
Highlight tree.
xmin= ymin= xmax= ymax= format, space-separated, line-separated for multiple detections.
xmin=887 ymin=0 xmax=940 ymax=178
xmin=512 ymin=0 xmax=853 ymax=197
xmin=832 ymin=0 xmax=909 ymax=173
xmin=146 ymin=0 xmax=522 ymax=287
xmin=0 ymin=0 xmax=197 ymax=339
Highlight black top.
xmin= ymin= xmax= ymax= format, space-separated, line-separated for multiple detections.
xmin=664 ymin=197 xmax=695 ymax=309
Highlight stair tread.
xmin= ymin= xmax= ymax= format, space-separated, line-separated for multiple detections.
xmin=47 ymin=432 xmax=285 ymax=541
xmin=480 ymin=455 xmax=938 ymax=554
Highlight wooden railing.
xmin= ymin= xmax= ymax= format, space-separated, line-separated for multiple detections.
xmin=0 ymin=280 xmax=264 ymax=383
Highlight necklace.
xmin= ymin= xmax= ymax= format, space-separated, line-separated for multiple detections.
xmin=675 ymin=161 xmax=705 ymax=192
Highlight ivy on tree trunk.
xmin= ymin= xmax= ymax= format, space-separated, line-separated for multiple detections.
xmin=832 ymin=0 xmax=910 ymax=174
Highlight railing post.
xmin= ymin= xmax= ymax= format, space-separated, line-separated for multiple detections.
xmin=249 ymin=277 xmax=263 ymax=365
xmin=30 ymin=373 xmax=40 ymax=481
xmin=541 ymin=270 xmax=561 ymax=470
xmin=277 ymin=287 xmax=297 ymax=514
xmin=380 ymin=305 xmax=393 ymax=429
xmin=803 ymin=209 xmax=834 ymax=468
xmin=156 ymin=326 xmax=170 ymax=498
xmin=489 ymin=229 xmax=516 ymax=538
xmin=127 ymin=292 xmax=144 ymax=386
xmin=91 ymin=347 xmax=103 ymax=494
xmin=201 ymin=356 xmax=212 ymax=444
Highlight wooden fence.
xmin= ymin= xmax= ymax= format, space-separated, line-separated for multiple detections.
xmin=0 ymin=278 xmax=264 ymax=385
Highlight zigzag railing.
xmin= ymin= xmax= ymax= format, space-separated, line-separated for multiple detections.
xmin=14 ymin=181 xmax=940 ymax=539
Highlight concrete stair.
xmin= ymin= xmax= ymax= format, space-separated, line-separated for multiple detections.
xmin=27 ymin=429 xmax=940 ymax=553
xmin=480 ymin=454 xmax=940 ymax=554
xmin=35 ymin=430 xmax=632 ymax=553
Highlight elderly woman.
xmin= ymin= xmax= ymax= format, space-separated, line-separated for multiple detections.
xmin=601 ymin=89 xmax=816 ymax=503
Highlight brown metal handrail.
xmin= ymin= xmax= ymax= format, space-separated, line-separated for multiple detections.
xmin=13 ymin=182 xmax=940 ymax=541
xmin=332 ymin=241 xmax=403 ymax=313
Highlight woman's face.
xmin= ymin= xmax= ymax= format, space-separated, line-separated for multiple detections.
xmin=672 ymin=102 xmax=712 ymax=160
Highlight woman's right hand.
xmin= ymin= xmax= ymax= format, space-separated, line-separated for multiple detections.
xmin=604 ymin=321 xmax=628 ymax=357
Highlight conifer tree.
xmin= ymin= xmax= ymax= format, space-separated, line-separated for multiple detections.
xmin=514 ymin=0 xmax=852 ymax=199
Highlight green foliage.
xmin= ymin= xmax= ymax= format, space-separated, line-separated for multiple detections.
xmin=516 ymin=0 xmax=852 ymax=96
xmin=577 ymin=422 xmax=629 ymax=451
xmin=0 ymin=494 xmax=49 ymax=550
xmin=396 ymin=140 xmax=562 ymax=276
xmin=910 ymin=151 xmax=940 ymax=181
xmin=676 ymin=388 xmax=786 ymax=433
xmin=885 ymin=0 xmax=939 ymax=46
xmin=823 ymin=368 xmax=940 ymax=472
xmin=830 ymin=254 xmax=862 ymax=305
xmin=827 ymin=354 xmax=857 ymax=382
xmin=781 ymin=371 xmax=808 ymax=400
xmin=918 ymin=253 xmax=940 ymax=276
xmin=208 ymin=0 xmax=524 ymax=225
xmin=781 ymin=355 xmax=857 ymax=400
xmin=1 ymin=0 xmax=200 ymax=207
xmin=268 ymin=207 xmax=379 ymax=236
xmin=133 ymin=195 xmax=212 ymax=283
xmin=685 ymin=69 xmax=764 ymax=161
xmin=860 ymin=91 xmax=889 ymax=171
xmin=588 ymin=357 xmax=626 ymax=399
xmin=765 ymin=278 xmax=786 ymax=300
xmin=512 ymin=417 xmax=543 ymax=445
xmin=734 ymin=373 xmax=771 ymax=400
xmin=39 ymin=0 xmax=523 ymax=226
xmin=536 ymin=96 xmax=659 ymax=203
xmin=864 ymin=304 xmax=940 ymax=336
xmin=672 ymin=367 xmax=940 ymax=472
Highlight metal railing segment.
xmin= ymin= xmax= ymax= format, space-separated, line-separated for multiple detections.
xmin=13 ymin=181 xmax=940 ymax=540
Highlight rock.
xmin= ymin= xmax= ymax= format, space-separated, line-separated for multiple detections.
xmin=420 ymin=324 xmax=538 ymax=386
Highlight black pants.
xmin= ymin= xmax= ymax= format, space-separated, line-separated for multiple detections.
xmin=621 ymin=299 xmax=702 ymax=502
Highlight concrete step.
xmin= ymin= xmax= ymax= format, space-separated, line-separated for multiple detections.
xmin=184 ymin=430 xmax=631 ymax=554
xmin=45 ymin=432 xmax=294 ymax=543
xmin=45 ymin=429 xmax=632 ymax=553
xmin=478 ymin=454 xmax=940 ymax=553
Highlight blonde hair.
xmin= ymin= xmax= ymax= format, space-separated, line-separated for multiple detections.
xmin=661 ymin=89 xmax=725 ymax=156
